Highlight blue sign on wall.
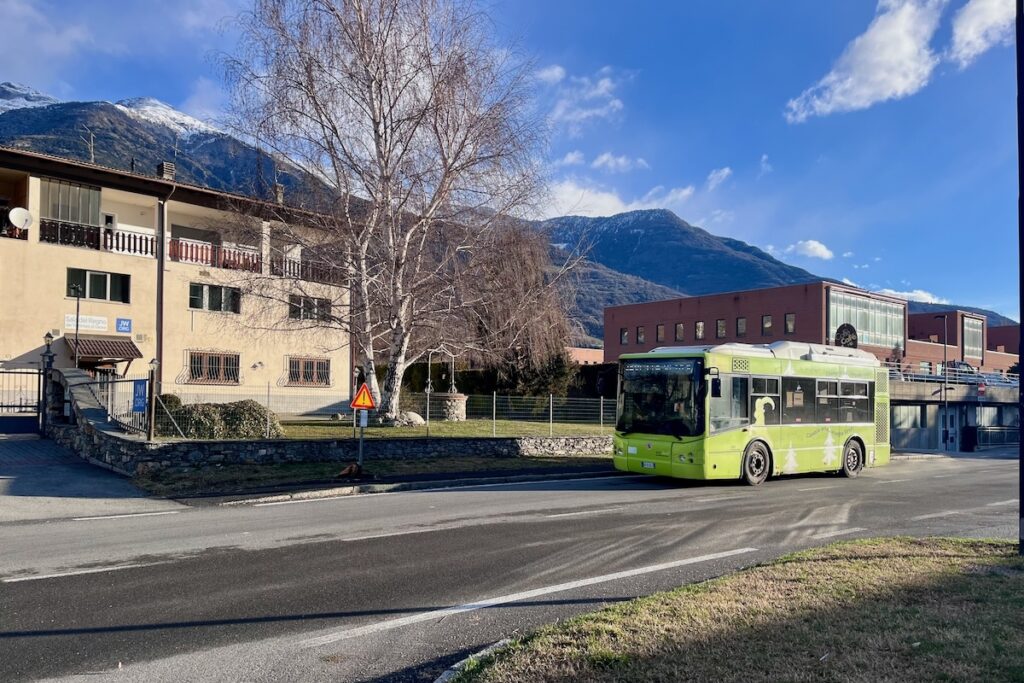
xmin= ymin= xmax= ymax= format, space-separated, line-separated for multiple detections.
xmin=132 ymin=379 xmax=148 ymax=413
xmin=116 ymin=318 xmax=132 ymax=333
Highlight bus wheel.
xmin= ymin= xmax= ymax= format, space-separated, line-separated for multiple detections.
xmin=742 ymin=441 xmax=770 ymax=486
xmin=841 ymin=440 xmax=863 ymax=478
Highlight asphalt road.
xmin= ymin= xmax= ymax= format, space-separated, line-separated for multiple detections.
xmin=1 ymin=453 xmax=1018 ymax=682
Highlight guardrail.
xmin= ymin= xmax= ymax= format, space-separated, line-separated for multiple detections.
xmin=39 ymin=219 xmax=157 ymax=257
xmin=169 ymin=238 xmax=262 ymax=273
xmin=882 ymin=361 xmax=1018 ymax=387
xmin=977 ymin=426 xmax=1019 ymax=447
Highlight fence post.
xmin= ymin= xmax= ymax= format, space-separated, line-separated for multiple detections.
xmin=549 ymin=393 xmax=553 ymax=437
xmin=492 ymin=391 xmax=496 ymax=437
xmin=600 ymin=396 xmax=604 ymax=434
xmin=265 ymin=382 xmax=271 ymax=439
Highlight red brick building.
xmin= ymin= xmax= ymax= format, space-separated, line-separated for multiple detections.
xmin=603 ymin=281 xmax=1018 ymax=374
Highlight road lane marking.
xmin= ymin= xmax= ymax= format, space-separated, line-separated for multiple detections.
xmin=931 ymin=474 xmax=956 ymax=479
xmin=341 ymin=528 xmax=438 ymax=542
xmin=877 ymin=479 xmax=910 ymax=484
xmin=986 ymin=499 xmax=1019 ymax=507
xmin=545 ymin=507 xmax=624 ymax=518
xmin=798 ymin=486 xmax=836 ymax=492
xmin=2 ymin=563 xmax=159 ymax=583
xmin=298 ymin=547 xmax=759 ymax=648
xmin=691 ymin=495 xmax=749 ymax=504
xmin=72 ymin=511 xmax=182 ymax=521
xmin=811 ymin=527 xmax=866 ymax=539
xmin=911 ymin=510 xmax=963 ymax=521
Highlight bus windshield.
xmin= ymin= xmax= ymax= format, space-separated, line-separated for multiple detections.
xmin=616 ymin=358 xmax=704 ymax=437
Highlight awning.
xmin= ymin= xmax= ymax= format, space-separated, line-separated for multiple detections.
xmin=66 ymin=334 xmax=143 ymax=361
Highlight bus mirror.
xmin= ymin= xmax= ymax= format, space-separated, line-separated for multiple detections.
xmin=711 ymin=377 xmax=722 ymax=398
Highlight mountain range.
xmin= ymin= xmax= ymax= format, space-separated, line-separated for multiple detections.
xmin=0 ymin=82 xmax=1014 ymax=344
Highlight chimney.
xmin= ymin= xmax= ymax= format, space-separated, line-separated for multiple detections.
xmin=158 ymin=161 xmax=176 ymax=181
xmin=274 ymin=183 xmax=285 ymax=204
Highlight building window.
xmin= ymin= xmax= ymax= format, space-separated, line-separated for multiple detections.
xmin=892 ymin=405 xmax=926 ymax=429
xmin=674 ymin=322 xmax=684 ymax=342
xmin=41 ymin=178 xmax=101 ymax=226
xmin=288 ymin=357 xmax=330 ymax=387
xmin=636 ymin=326 xmax=645 ymax=344
xmin=785 ymin=313 xmax=796 ymax=335
xmin=695 ymin=321 xmax=705 ymax=340
xmin=288 ymin=295 xmax=332 ymax=321
xmin=736 ymin=317 xmax=747 ymax=337
xmin=715 ymin=319 xmax=726 ymax=339
xmin=620 ymin=327 xmax=629 ymax=345
xmin=963 ymin=317 xmax=983 ymax=358
xmin=67 ymin=268 xmax=130 ymax=303
xmin=762 ymin=314 xmax=773 ymax=337
xmin=187 ymin=351 xmax=240 ymax=384
xmin=827 ymin=290 xmax=904 ymax=350
xmin=920 ymin=361 xmax=933 ymax=374
xmin=656 ymin=324 xmax=665 ymax=343
xmin=189 ymin=283 xmax=241 ymax=313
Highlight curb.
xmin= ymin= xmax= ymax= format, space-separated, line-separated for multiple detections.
xmin=891 ymin=453 xmax=951 ymax=461
xmin=434 ymin=639 xmax=512 ymax=683
xmin=219 ymin=471 xmax=626 ymax=506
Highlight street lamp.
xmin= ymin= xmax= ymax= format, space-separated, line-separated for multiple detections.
xmin=70 ymin=284 xmax=83 ymax=368
xmin=146 ymin=358 xmax=160 ymax=441
xmin=40 ymin=332 xmax=55 ymax=434
xmin=934 ymin=314 xmax=949 ymax=451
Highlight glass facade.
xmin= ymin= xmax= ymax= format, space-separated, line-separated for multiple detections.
xmin=963 ymin=317 xmax=983 ymax=358
xmin=827 ymin=290 xmax=904 ymax=350
xmin=41 ymin=179 xmax=101 ymax=226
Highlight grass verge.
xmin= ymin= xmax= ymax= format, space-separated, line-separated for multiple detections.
xmin=134 ymin=455 xmax=613 ymax=497
xmin=452 ymin=537 xmax=1024 ymax=683
xmin=281 ymin=419 xmax=613 ymax=439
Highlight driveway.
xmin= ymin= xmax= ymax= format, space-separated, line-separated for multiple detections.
xmin=0 ymin=436 xmax=183 ymax=523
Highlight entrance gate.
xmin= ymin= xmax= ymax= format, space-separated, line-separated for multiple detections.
xmin=0 ymin=368 xmax=42 ymax=434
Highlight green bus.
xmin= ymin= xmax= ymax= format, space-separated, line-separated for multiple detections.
xmin=614 ymin=341 xmax=890 ymax=485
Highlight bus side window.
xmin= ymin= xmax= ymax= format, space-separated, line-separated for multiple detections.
xmin=782 ymin=377 xmax=814 ymax=424
xmin=751 ymin=377 xmax=780 ymax=425
xmin=710 ymin=375 xmax=749 ymax=432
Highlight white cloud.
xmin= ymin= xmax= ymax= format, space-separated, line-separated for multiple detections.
xmin=784 ymin=239 xmax=834 ymax=260
xmin=853 ymin=263 xmax=870 ymax=269
xmin=841 ymin=277 xmax=861 ymax=287
xmin=0 ymin=0 xmax=97 ymax=93
xmin=591 ymin=152 xmax=648 ymax=173
xmin=785 ymin=0 xmax=945 ymax=123
xmin=180 ymin=76 xmax=226 ymax=123
xmin=758 ymin=154 xmax=773 ymax=178
xmin=873 ymin=256 xmax=882 ymax=262
xmin=842 ymin=251 xmax=855 ymax=258
xmin=949 ymin=0 xmax=1014 ymax=68
xmin=876 ymin=288 xmax=950 ymax=303
xmin=178 ymin=0 xmax=244 ymax=34
xmin=706 ymin=166 xmax=733 ymax=191
xmin=555 ymin=150 xmax=585 ymax=166
xmin=536 ymin=64 xmax=567 ymax=84
xmin=547 ymin=67 xmax=629 ymax=135
xmin=706 ymin=209 xmax=735 ymax=225
xmin=544 ymin=179 xmax=694 ymax=218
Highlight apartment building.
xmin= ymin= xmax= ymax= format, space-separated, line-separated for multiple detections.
xmin=0 ymin=147 xmax=350 ymax=413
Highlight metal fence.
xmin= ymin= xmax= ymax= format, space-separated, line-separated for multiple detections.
xmin=882 ymin=361 xmax=1018 ymax=387
xmin=977 ymin=426 xmax=1019 ymax=448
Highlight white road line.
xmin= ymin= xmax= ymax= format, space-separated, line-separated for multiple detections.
xmin=2 ymin=563 xmax=158 ymax=583
xmin=931 ymin=474 xmax=956 ymax=479
xmin=811 ymin=527 xmax=866 ymax=540
xmin=340 ymin=528 xmax=437 ymax=542
xmin=986 ymin=499 xmax=1019 ymax=507
xmin=911 ymin=510 xmax=963 ymax=521
xmin=545 ymin=507 xmax=624 ymax=518
xmin=691 ymin=495 xmax=748 ymax=504
xmin=298 ymin=547 xmax=759 ymax=649
xmin=798 ymin=486 xmax=836 ymax=492
xmin=877 ymin=479 xmax=910 ymax=484
xmin=254 ymin=475 xmax=649 ymax=507
xmin=72 ymin=510 xmax=182 ymax=521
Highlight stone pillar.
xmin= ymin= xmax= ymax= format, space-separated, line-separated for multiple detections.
xmin=434 ymin=393 xmax=467 ymax=421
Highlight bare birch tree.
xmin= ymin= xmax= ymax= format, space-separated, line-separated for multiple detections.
xmin=224 ymin=0 xmax=568 ymax=420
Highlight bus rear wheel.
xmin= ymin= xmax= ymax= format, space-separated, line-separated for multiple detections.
xmin=741 ymin=442 xmax=771 ymax=486
xmin=841 ymin=440 xmax=863 ymax=478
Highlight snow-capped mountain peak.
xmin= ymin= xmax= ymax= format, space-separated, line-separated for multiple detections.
xmin=114 ymin=97 xmax=220 ymax=138
xmin=0 ymin=82 xmax=60 ymax=115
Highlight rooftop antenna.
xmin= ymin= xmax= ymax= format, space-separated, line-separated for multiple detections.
xmin=78 ymin=125 xmax=95 ymax=163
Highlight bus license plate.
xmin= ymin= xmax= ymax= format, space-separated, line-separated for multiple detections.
xmin=641 ymin=461 xmax=655 ymax=469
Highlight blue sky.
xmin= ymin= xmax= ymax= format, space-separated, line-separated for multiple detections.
xmin=3 ymin=0 xmax=1018 ymax=319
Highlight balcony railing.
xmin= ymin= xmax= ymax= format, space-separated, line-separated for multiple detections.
xmin=270 ymin=256 xmax=346 ymax=286
xmin=39 ymin=218 xmax=157 ymax=257
xmin=169 ymin=238 xmax=262 ymax=273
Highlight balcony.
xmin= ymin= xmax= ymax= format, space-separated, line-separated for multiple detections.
xmin=169 ymin=238 xmax=262 ymax=273
xmin=270 ymin=255 xmax=346 ymax=287
xmin=0 ymin=209 xmax=28 ymax=241
xmin=39 ymin=218 xmax=157 ymax=257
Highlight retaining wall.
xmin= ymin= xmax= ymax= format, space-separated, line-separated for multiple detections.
xmin=46 ymin=369 xmax=612 ymax=476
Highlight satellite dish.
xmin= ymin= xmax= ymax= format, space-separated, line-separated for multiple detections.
xmin=7 ymin=207 xmax=32 ymax=230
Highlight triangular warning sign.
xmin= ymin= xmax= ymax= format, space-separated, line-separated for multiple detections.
xmin=350 ymin=382 xmax=376 ymax=410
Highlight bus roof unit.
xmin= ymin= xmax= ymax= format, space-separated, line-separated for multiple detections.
xmin=646 ymin=341 xmax=880 ymax=367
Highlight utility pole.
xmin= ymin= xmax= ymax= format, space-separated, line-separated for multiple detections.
xmin=1015 ymin=0 xmax=1023 ymax=556
xmin=935 ymin=314 xmax=949 ymax=451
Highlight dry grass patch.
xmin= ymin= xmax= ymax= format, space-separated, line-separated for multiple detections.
xmin=454 ymin=538 xmax=1024 ymax=683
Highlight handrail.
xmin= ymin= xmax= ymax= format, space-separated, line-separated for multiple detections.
xmin=39 ymin=219 xmax=157 ymax=257
xmin=169 ymin=238 xmax=262 ymax=273
xmin=882 ymin=360 xmax=1018 ymax=387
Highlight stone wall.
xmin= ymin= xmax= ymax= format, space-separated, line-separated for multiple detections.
xmin=46 ymin=369 xmax=611 ymax=476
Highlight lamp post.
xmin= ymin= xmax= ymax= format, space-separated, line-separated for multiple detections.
xmin=934 ymin=314 xmax=949 ymax=451
xmin=40 ymin=332 xmax=54 ymax=435
xmin=146 ymin=358 xmax=160 ymax=441
xmin=70 ymin=284 xmax=83 ymax=368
